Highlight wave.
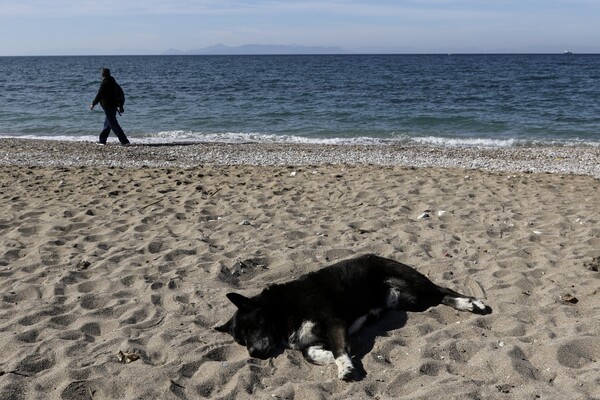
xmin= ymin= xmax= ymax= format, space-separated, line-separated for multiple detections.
xmin=2 ymin=131 xmax=599 ymax=148
xmin=410 ymin=136 xmax=517 ymax=147
xmin=120 ymin=130 xmax=600 ymax=147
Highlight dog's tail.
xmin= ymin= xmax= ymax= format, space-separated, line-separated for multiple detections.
xmin=438 ymin=286 xmax=492 ymax=315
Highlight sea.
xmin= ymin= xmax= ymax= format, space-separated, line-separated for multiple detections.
xmin=1 ymin=54 xmax=599 ymax=147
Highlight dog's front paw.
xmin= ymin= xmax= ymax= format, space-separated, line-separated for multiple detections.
xmin=339 ymin=365 xmax=357 ymax=381
xmin=335 ymin=355 xmax=356 ymax=381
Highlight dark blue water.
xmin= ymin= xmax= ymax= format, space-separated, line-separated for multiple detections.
xmin=1 ymin=54 xmax=599 ymax=146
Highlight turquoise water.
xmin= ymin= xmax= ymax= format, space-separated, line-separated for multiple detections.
xmin=1 ymin=54 xmax=599 ymax=146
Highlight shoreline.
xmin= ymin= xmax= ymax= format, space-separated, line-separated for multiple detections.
xmin=1 ymin=138 xmax=599 ymax=178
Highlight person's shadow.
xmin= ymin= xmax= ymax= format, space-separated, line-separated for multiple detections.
xmin=348 ymin=310 xmax=408 ymax=380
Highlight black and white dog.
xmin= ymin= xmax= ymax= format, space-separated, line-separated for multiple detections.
xmin=216 ymin=254 xmax=492 ymax=380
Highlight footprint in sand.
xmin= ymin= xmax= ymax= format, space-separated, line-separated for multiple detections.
xmin=16 ymin=329 xmax=40 ymax=343
xmin=556 ymin=338 xmax=600 ymax=369
xmin=147 ymin=241 xmax=163 ymax=254
xmin=80 ymin=322 xmax=102 ymax=339
xmin=50 ymin=314 xmax=77 ymax=327
xmin=79 ymin=294 xmax=108 ymax=310
xmin=16 ymin=351 xmax=56 ymax=374
xmin=61 ymin=380 xmax=93 ymax=400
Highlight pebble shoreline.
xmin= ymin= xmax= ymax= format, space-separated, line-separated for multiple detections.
xmin=1 ymin=138 xmax=599 ymax=178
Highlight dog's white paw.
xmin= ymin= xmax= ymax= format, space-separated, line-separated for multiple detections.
xmin=305 ymin=346 xmax=335 ymax=365
xmin=451 ymin=297 xmax=492 ymax=314
xmin=335 ymin=354 xmax=356 ymax=381
xmin=339 ymin=366 xmax=356 ymax=381
xmin=468 ymin=298 xmax=492 ymax=314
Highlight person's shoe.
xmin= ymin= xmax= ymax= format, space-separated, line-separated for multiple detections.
xmin=121 ymin=142 xmax=131 ymax=146
xmin=96 ymin=142 xmax=106 ymax=145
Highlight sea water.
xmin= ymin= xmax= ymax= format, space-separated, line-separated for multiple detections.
xmin=1 ymin=54 xmax=599 ymax=146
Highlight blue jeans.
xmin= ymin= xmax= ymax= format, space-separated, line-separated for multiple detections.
xmin=99 ymin=107 xmax=130 ymax=144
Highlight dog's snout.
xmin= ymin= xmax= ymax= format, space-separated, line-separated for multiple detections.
xmin=248 ymin=338 xmax=273 ymax=359
xmin=248 ymin=346 xmax=270 ymax=359
xmin=248 ymin=347 xmax=265 ymax=359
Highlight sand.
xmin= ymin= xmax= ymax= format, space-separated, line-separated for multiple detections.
xmin=0 ymin=139 xmax=599 ymax=399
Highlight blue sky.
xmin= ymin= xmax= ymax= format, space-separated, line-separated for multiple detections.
xmin=1 ymin=0 xmax=599 ymax=55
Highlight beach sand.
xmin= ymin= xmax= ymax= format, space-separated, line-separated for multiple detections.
xmin=0 ymin=139 xmax=599 ymax=399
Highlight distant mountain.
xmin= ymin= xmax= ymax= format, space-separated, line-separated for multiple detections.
xmin=163 ymin=43 xmax=348 ymax=55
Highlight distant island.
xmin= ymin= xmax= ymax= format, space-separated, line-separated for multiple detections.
xmin=163 ymin=43 xmax=348 ymax=55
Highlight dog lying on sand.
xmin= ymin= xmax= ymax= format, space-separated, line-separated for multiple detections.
xmin=216 ymin=254 xmax=492 ymax=380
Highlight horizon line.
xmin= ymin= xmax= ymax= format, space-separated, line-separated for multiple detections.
xmin=2 ymin=52 xmax=596 ymax=57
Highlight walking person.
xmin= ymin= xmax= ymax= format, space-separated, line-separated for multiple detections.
xmin=90 ymin=68 xmax=130 ymax=145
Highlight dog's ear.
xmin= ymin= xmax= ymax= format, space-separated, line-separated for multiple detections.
xmin=226 ymin=292 xmax=256 ymax=311
xmin=214 ymin=318 xmax=232 ymax=333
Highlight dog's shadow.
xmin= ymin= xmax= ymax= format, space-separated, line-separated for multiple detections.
xmin=349 ymin=310 xmax=408 ymax=380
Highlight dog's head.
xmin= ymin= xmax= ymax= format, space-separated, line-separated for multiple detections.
xmin=215 ymin=293 xmax=277 ymax=359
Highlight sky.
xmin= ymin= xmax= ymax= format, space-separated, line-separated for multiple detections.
xmin=1 ymin=0 xmax=599 ymax=55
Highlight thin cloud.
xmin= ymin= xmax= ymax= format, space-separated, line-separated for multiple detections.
xmin=2 ymin=0 xmax=597 ymax=17
xmin=0 ymin=0 xmax=246 ymax=16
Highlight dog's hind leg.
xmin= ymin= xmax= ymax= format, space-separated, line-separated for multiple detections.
xmin=438 ymin=286 xmax=492 ymax=315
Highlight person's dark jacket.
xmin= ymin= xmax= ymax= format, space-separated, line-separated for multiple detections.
xmin=92 ymin=76 xmax=124 ymax=109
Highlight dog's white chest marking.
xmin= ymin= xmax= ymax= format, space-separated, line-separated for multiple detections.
xmin=289 ymin=320 xmax=318 ymax=349
xmin=387 ymin=287 xmax=401 ymax=307
xmin=349 ymin=308 xmax=383 ymax=335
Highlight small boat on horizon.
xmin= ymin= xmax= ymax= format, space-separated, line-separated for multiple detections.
xmin=564 ymin=50 xmax=574 ymax=55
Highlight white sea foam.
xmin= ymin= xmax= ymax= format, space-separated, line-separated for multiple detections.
xmin=137 ymin=131 xmax=600 ymax=147
xmin=0 ymin=134 xmax=95 ymax=142
xmin=147 ymin=131 xmax=390 ymax=145
xmin=410 ymin=136 xmax=517 ymax=148
xmin=1 ymin=132 xmax=599 ymax=148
